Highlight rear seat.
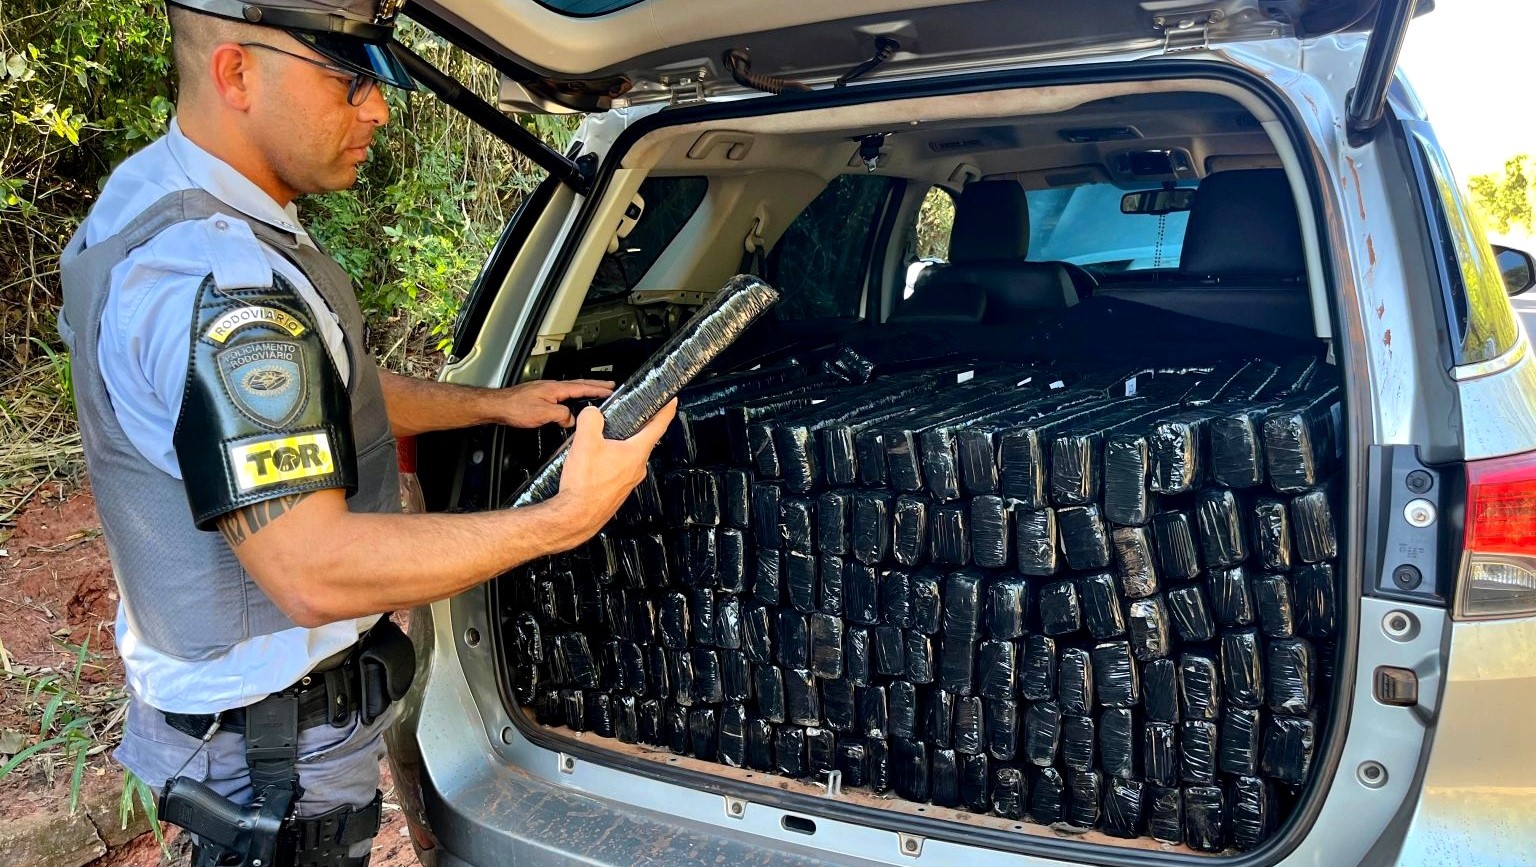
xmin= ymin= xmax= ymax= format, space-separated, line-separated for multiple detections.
xmin=1097 ymin=169 xmax=1316 ymax=339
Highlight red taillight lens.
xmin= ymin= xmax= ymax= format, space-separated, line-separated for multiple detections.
xmin=397 ymin=436 xmax=419 ymax=474
xmin=1459 ymin=451 xmax=1536 ymax=618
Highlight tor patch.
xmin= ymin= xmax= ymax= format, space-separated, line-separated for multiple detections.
xmin=216 ymin=339 xmax=309 ymax=429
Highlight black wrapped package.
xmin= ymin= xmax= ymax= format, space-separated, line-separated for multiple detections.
xmin=1039 ymin=580 xmax=1083 ymax=637
xmin=638 ymin=699 xmax=665 ymax=747
xmin=960 ymin=752 xmax=991 ymax=813
xmin=615 ymin=695 xmax=640 ymax=744
xmin=718 ymin=704 xmax=747 ymax=767
xmin=1219 ymin=708 xmax=1262 ymax=776
xmin=1112 ymin=526 xmax=1160 ymax=600
xmin=1143 ymin=722 xmax=1178 ymax=787
xmin=722 ymin=650 xmax=751 ymax=702
xmin=755 ymin=665 xmax=786 ymax=724
xmin=1058 ymin=505 xmax=1111 ymax=570
xmin=622 ymin=534 xmax=671 ymax=591
xmin=1104 ymin=432 xmax=1152 ymax=526
xmin=1179 ymin=654 xmax=1221 ymax=722
xmin=1291 ymin=487 xmax=1339 ymax=564
xmin=1268 ymin=638 xmax=1316 ymax=715
xmin=716 ymin=595 xmax=742 ymax=650
xmin=1051 ymin=430 xmax=1103 ymax=507
xmin=911 ymin=569 xmax=943 ymax=635
xmin=662 ymin=470 xmax=690 ymax=529
xmin=718 ymin=528 xmax=747 ymax=595
xmin=669 ymin=651 xmax=696 ymax=707
xmin=892 ymin=495 xmax=929 ymax=567
xmin=786 ymin=667 xmax=821 ymax=726
xmin=776 ymin=726 xmax=808 ymax=778
xmin=1166 ymin=584 xmax=1216 ymax=644
xmin=1263 ymin=390 xmax=1340 ymax=493
xmin=690 ymin=707 xmax=719 ymax=760
xmin=987 ymin=700 xmax=1019 ymax=761
xmin=1099 ymin=708 xmax=1136 ymax=780
xmin=979 ymin=640 xmax=1018 ymax=701
xmin=893 ymin=738 xmax=931 ymax=802
xmin=810 ymin=613 xmax=845 ymax=679
xmin=928 ymin=689 xmax=956 ymax=747
xmin=1261 ymin=715 xmax=1316 ymax=785
xmin=986 ymin=575 xmax=1029 ymax=639
xmin=943 ymin=570 xmax=984 ymax=644
xmin=665 ymin=703 xmax=689 ymax=754
xmin=1209 ymin=565 xmax=1257 ymax=627
xmin=1232 ymin=776 xmax=1277 ymax=851
xmin=777 ymin=610 xmax=810 ymax=669
xmin=1128 ymin=596 xmax=1173 ymax=662
xmin=807 ymin=727 xmax=837 ymax=777
xmin=645 ymin=646 xmax=671 ymax=701
xmin=1103 ymin=778 xmax=1145 ymax=839
xmin=1030 ymin=767 xmax=1066 ymax=825
xmin=852 ymin=492 xmax=893 ymax=566
xmin=1151 ymin=511 xmax=1202 ymax=583
xmin=954 ymin=696 xmax=985 ymax=755
xmin=743 ymin=604 xmax=773 ymax=665
xmin=1021 ymin=635 xmax=1058 ymax=702
xmin=836 ymin=739 xmax=869 ymax=787
xmin=1221 ymin=629 xmax=1265 ymax=709
xmin=619 ymin=463 xmax=666 ymax=527
xmin=1081 ymin=573 xmax=1128 ymax=640
xmin=1148 ymin=413 xmax=1213 ymax=495
xmin=1252 ymin=498 xmax=1294 ymax=573
xmin=874 ymin=625 xmax=907 ymax=677
xmin=753 ymin=547 xmax=782 ymax=606
xmin=846 ymin=563 xmax=881 ymax=626
xmin=1023 ymin=700 xmax=1062 ymax=767
xmin=1184 ymin=786 xmax=1227 ymax=853
xmin=818 ymin=490 xmax=850 ymax=557
xmin=1058 ymin=647 xmax=1094 ymax=716
xmin=513 ymin=612 xmax=544 ymax=664
xmin=620 ymin=642 xmax=648 ymax=697
xmin=1015 ymin=509 xmax=1060 ymax=577
xmin=993 ymin=767 xmax=1027 ymax=820
xmin=819 ymin=554 xmax=845 ymax=616
xmin=691 ymin=588 xmax=718 ymax=648
xmin=931 ymin=504 xmax=971 ymax=566
xmin=781 ymin=498 xmax=815 ymax=555
xmin=746 ymin=717 xmax=775 ymax=772
xmin=752 ymin=483 xmax=783 ymax=551
xmin=513 ymin=276 xmax=779 ymax=507
xmin=938 ymin=635 xmax=977 ymax=696
xmin=1197 ymin=488 xmax=1249 ymax=568
xmin=1255 ymin=572 xmax=1296 ymax=639
xmin=1210 ymin=406 xmax=1268 ymax=489
xmin=881 ymin=569 xmax=912 ymax=628
xmin=866 ymin=737 xmax=892 ymax=793
xmin=786 ymin=550 xmax=818 ymax=614
xmin=556 ymin=633 xmax=600 ymax=689
xmin=931 ymin=748 xmax=961 ymax=807
xmin=1181 ymin=720 xmax=1218 ymax=784
xmin=860 ymin=686 xmax=889 ymax=738
xmin=1148 ymin=785 xmax=1183 ymax=844
xmin=723 ymin=469 xmax=751 ymax=529
xmin=689 ymin=470 xmax=722 ymax=527
xmin=845 ymin=626 xmax=872 ymax=687
xmin=1293 ymin=562 xmax=1337 ymax=639
xmin=1067 ymin=770 xmax=1103 ymax=829
xmin=971 ymin=496 xmax=1012 ymax=568
xmin=890 ymin=681 xmax=919 ymax=739
xmin=1062 ymin=714 xmax=1096 ymax=772
xmin=1143 ymin=658 xmax=1180 ymax=723
xmin=906 ymin=631 xmax=936 ymax=684
xmin=588 ymin=692 xmax=615 ymax=737
xmin=693 ymin=648 xmax=724 ymax=704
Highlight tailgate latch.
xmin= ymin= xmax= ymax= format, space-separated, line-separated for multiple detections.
xmin=1154 ymin=10 xmax=1220 ymax=53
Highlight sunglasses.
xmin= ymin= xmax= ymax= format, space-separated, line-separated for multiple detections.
xmin=240 ymin=41 xmax=379 ymax=107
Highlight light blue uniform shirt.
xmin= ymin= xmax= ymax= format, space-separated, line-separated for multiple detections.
xmin=81 ymin=119 xmax=377 ymax=714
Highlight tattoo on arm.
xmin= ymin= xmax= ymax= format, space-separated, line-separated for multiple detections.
xmin=216 ymin=492 xmax=315 ymax=548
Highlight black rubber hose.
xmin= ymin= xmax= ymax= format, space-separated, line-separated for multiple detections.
xmin=513 ymin=275 xmax=781 ymax=506
xmin=723 ymin=49 xmax=813 ymax=95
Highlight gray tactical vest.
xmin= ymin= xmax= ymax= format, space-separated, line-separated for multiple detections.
xmin=59 ymin=188 xmax=400 ymax=662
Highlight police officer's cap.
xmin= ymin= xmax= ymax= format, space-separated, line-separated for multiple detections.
xmin=167 ymin=0 xmax=416 ymax=91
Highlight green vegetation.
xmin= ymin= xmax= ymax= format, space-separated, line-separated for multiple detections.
xmin=1469 ymin=154 xmax=1535 ymax=237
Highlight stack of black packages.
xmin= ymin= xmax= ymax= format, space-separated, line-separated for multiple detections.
xmin=509 ymin=348 xmax=1340 ymax=855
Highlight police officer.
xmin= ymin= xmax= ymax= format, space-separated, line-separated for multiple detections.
xmin=57 ymin=2 xmax=675 ymax=864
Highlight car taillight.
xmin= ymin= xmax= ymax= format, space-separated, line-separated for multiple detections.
xmin=1458 ymin=450 xmax=1536 ymax=619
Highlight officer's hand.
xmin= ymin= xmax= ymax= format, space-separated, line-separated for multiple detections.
xmin=498 ymin=379 xmax=615 ymax=429
xmin=552 ymin=400 xmax=677 ymax=537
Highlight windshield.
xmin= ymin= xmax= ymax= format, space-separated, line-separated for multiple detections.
xmin=1027 ymin=182 xmax=1196 ymax=273
xmin=532 ymin=0 xmax=643 ymax=15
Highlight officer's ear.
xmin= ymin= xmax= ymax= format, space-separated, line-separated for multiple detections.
xmin=207 ymin=42 xmax=257 ymax=112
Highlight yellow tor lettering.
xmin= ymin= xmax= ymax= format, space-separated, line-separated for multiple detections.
xmin=229 ymin=433 xmax=335 ymax=492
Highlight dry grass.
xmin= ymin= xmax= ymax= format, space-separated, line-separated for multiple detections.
xmin=0 ymin=356 xmax=83 ymax=529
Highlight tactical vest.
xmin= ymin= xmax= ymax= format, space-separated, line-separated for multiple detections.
xmin=59 ymin=189 xmax=400 ymax=661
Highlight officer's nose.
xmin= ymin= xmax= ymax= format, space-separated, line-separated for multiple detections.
xmin=358 ymin=80 xmax=389 ymax=126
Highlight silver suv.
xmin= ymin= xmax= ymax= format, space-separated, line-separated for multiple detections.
xmin=385 ymin=1 xmax=1536 ymax=865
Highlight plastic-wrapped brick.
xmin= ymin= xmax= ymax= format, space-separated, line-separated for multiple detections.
xmin=718 ymin=529 xmax=747 ymax=595
xmin=881 ymin=569 xmax=912 ymax=628
xmin=557 ymin=633 xmax=600 ymax=689
xmin=836 ymin=739 xmax=868 ymax=787
xmin=743 ymin=604 xmax=773 ymax=665
xmin=689 ymin=707 xmax=719 ymax=760
xmin=1263 ymin=390 xmax=1340 ymax=493
xmin=691 ymin=588 xmax=718 ymax=648
xmin=1221 ymin=629 xmax=1265 ymax=709
xmin=777 ymin=610 xmax=810 ymax=669
xmin=970 ymin=496 xmax=1011 ymax=568
xmin=755 ymin=665 xmax=786 ymax=724
xmin=781 ymin=498 xmax=815 ymax=555
xmin=807 ymin=727 xmax=837 ymax=776
xmin=1058 ymin=505 xmax=1111 ymax=570
xmin=819 ymin=554 xmax=845 ymax=616
xmin=1081 ymin=573 xmax=1128 ymax=640
xmin=635 ymin=698 xmax=662 ymax=747
xmin=911 ymin=569 xmax=944 ymax=635
xmin=718 ymin=704 xmax=747 ymax=767
xmin=1021 ymin=635 xmax=1058 ymax=702
xmin=663 ymin=471 xmax=688 ymax=529
xmin=894 ymin=738 xmax=931 ymax=802
xmin=961 ymin=752 xmax=991 ymax=813
xmin=692 ymin=649 xmax=724 ymax=704
xmin=1141 ymin=658 xmax=1180 ymax=723
xmin=1149 ymin=414 xmax=1208 ymax=495
xmin=1112 ymin=526 xmax=1159 ymax=599
xmin=890 ymin=680 xmax=920 ymax=739
xmin=689 ymin=470 xmax=722 ymax=527
xmin=1151 ymin=511 xmax=1201 ymax=583
xmin=719 ymin=650 xmax=749 ymax=703
xmin=979 ymin=640 xmax=1019 ymax=702
xmin=1040 ymin=580 xmax=1083 ymax=637
xmin=1143 ymin=722 xmax=1177 ymax=787
xmin=1015 ymin=509 xmax=1060 ymax=577
xmin=715 ymin=595 xmax=742 ymax=651
xmin=751 ymin=483 xmax=782 ymax=551
xmin=722 ymin=469 xmax=750 ymax=529
xmin=846 ymin=563 xmax=881 ymax=626
xmin=810 ymin=613 xmax=844 ymax=679
xmin=620 ymin=642 xmax=648 ymax=697
xmin=939 ymin=633 xmax=978 ymax=696
xmin=1181 ymin=720 xmax=1218 ymax=784
xmin=920 ymin=426 xmax=968 ymax=503
xmin=907 ymin=631 xmax=937 ymax=684
xmin=1255 ymin=572 xmax=1296 ymax=638
xmin=1184 ymin=786 xmax=1227 ymax=853
xmin=746 ymin=717 xmax=775 ymax=772
xmin=1104 ymin=432 xmax=1152 ymax=526
xmin=786 ymin=668 xmax=821 ymax=726
xmin=1210 ymin=407 xmax=1267 ymax=489
xmin=669 ymin=651 xmax=696 ymax=707
xmin=1209 ymin=565 xmax=1257 ymax=628
xmin=1148 ymin=785 xmax=1183 ymax=844
xmin=943 ymin=570 xmax=984 ymax=644
xmin=753 ymin=548 xmax=782 ymax=607
xmin=1023 ymin=700 xmax=1062 ymax=767
xmin=1066 ymin=770 xmax=1103 ymax=829
xmin=1058 ymin=648 xmax=1094 ymax=716
xmin=1219 ymin=708 xmax=1262 ymax=776
xmin=867 ymin=738 xmax=892 ymax=793
xmin=587 ymin=533 xmax=620 ymax=587
xmin=785 ymin=551 xmax=817 ymax=614
xmin=931 ymin=504 xmax=971 ymax=566
xmin=860 ymin=686 xmax=889 ymax=738
xmin=1051 ymin=430 xmax=1103 ymax=507
xmin=1103 ymin=778 xmax=1145 ymax=839
xmin=1063 ymin=714 xmax=1096 ymax=771
xmin=818 ymin=490 xmax=851 ymax=557
xmin=1262 ymin=715 xmax=1316 ymax=785
xmin=1030 ymin=767 xmax=1066 ymax=825
xmin=1268 ymin=638 xmax=1316 ymax=714
xmin=665 ymin=703 xmax=689 ymax=754
xmin=954 ymin=695 xmax=985 ymax=755
xmin=1166 ymin=584 xmax=1216 ymax=644
xmin=1232 ymin=776 xmax=1276 ymax=851
xmin=1128 ymin=596 xmax=1173 ymax=661
xmin=928 ymin=689 xmax=956 ymax=747
xmin=852 ymin=491 xmax=893 ymax=565
xmin=986 ymin=575 xmax=1029 ymax=639
xmin=631 ymin=598 xmax=658 ymax=645
xmin=987 ymin=699 xmax=1019 ymax=761
xmin=776 ymin=726 xmax=809 ymax=778
xmin=1179 ymin=654 xmax=1221 ymax=722
xmin=1251 ymin=498 xmax=1293 ymax=573
xmin=1197 ymin=488 xmax=1248 ymax=568
xmin=1291 ymin=487 xmax=1338 ymax=564
xmin=623 ymin=534 xmax=670 ymax=591
xmin=845 ymin=626 xmax=872 ymax=687
xmin=993 ymin=766 xmax=1027 ymax=819
xmin=645 ymin=646 xmax=670 ymax=702
xmin=874 ymin=625 xmax=907 ymax=677
xmin=615 ymin=695 xmax=640 ymax=744
xmin=1293 ymin=562 xmax=1337 ymax=639
xmin=1099 ymin=708 xmax=1136 ymax=780
xmin=588 ymin=693 xmax=615 ymax=737
xmin=892 ymin=495 xmax=929 ymax=567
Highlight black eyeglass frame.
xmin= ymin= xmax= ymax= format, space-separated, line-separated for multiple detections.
xmin=239 ymin=41 xmax=380 ymax=106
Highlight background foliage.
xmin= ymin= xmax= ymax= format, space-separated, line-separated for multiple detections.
xmin=1469 ymin=154 xmax=1535 ymax=237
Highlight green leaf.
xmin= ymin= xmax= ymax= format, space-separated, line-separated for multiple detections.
xmin=39 ymin=690 xmax=67 ymax=736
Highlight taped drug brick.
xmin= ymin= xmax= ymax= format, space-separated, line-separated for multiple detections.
xmin=955 ymin=695 xmax=985 ymax=755
xmin=621 ymin=534 xmax=670 ymax=590
xmin=1113 ymin=526 xmax=1160 ymax=599
xmin=776 ymin=726 xmax=809 ymax=778
xmin=1128 ymin=595 xmax=1173 ymax=661
xmin=1023 ymin=699 xmax=1063 ymax=767
xmin=928 ymin=688 xmax=956 ymax=747
xmin=718 ymin=528 xmax=747 ymax=595
xmin=1066 ymin=770 xmax=1103 ymax=829
xmin=692 ymin=648 xmax=724 ymax=704
xmin=1151 ymin=511 xmax=1201 ymax=583
xmin=785 ymin=549 xmax=818 ymax=614
xmin=1021 ymin=634 xmax=1058 ymax=702
xmin=1058 ymin=505 xmax=1112 ymax=571
xmin=856 ymin=427 xmax=892 ymax=487
xmin=1219 ymin=707 xmax=1262 ymax=776
xmin=875 ymin=624 xmax=907 ymax=677
xmin=619 ymin=463 xmax=666 ymax=527
xmin=1291 ymin=486 xmax=1339 ymax=564
xmin=931 ymin=503 xmax=971 ymax=566
xmin=751 ymin=483 xmax=783 ymax=551
xmin=1030 ymin=767 xmax=1066 ymax=825
xmin=1015 ymin=509 xmax=1060 ymax=577
xmin=690 ymin=707 xmax=720 ymax=760
xmin=1255 ymin=572 xmax=1296 ymax=638
xmin=938 ymin=634 xmax=977 ymax=696
xmin=663 ymin=471 xmax=689 ymax=529
xmin=1063 ymin=713 xmax=1096 ymax=772
xmin=1081 ymin=572 xmax=1128 ymax=640
xmin=943 ymin=569 xmax=984 ymax=644
xmin=556 ymin=633 xmax=600 ymax=689
xmin=743 ymin=604 xmax=773 ymax=664
xmin=746 ymin=717 xmax=775 ymax=771
xmin=755 ymin=665 xmax=786 ymax=724
xmin=987 ymin=699 xmax=1020 ymax=761
xmin=1251 ymin=497 xmax=1294 ymax=573
xmin=845 ymin=625 xmax=873 ymax=687
xmin=1221 ymin=629 xmax=1265 ymax=709
xmin=1099 ymin=708 xmax=1137 ymax=781
xmin=1148 ymin=785 xmax=1183 ymax=844
xmin=588 ymin=693 xmax=615 ymax=737
xmin=817 ymin=490 xmax=851 ymax=557
xmin=1232 ymin=775 xmax=1277 ymax=851
xmin=636 ymin=698 xmax=664 ymax=747
xmin=986 ymin=575 xmax=1029 ymax=639
xmin=753 ymin=547 xmax=783 ymax=607
xmin=723 ymin=469 xmax=751 ymax=529
xmin=669 ymin=651 xmax=696 ymax=707
xmin=645 ymin=646 xmax=670 ymax=701
xmin=852 ymin=491 xmax=893 ymax=565
xmin=1148 ymin=412 xmax=1213 ymax=495
xmin=615 ymin=695 xmax=641 ymax=744
xmin=810 ymin=613 xmax=844 ymax=679
xmin=911 ymin=569 xmax=944 ymax=635
xmin=837 ymin=739 xmax=869 ymax=786
xmin=867 ymin=737 xmax=893 ymax=793
xmin=718 ymin=703 xmax=747 ymax=767
xmin=1142 ymin=658 xmax=1180 ymax=723
xmin=777 ymin=609 xmax=810 ymax=668
xmin=1181 ymin=720 xmax=1218 ymax=785
xmin=720 ymin=649 xmax=750 ymax=703
xmin=894 ymin=738 xmax=931 ymax=803
xmin=1058 ymin=647 xmax=1095 ymax=716
xmin=1268 ymin=637 xmax=1316 ymax=715
xmin=881 ymin=569 xmax=912 ymax=629
xmin=1293 ymin=562 xmax=1338 ymax=639
xmin=662 ymin=702 xmax=687 ymax=752
xmin=846 ymin=562 xmax=882 ymax=626
xmin=961 ymin=752 xmax=991 ymax=813
xmin=1197 ymin=488 xmax=1249 ymax=568
xmin=819 ymin=553 xmax=845 ymax=616
xmin=1040 ymin=580 xmax=1083 ymax=637
xmin=807 ymin=727 xmax=837 ymax=776
xmin=907 ymin=630 xmax=937 ymax=684
xmin=691 ymin=588 xmax=717 ymax=648
xmin=1179 ymin=654 xmax=1221 ymax=722
xmin=890 ymin=680 xmax=920 ymax=739
xmin=931 ymin=747 xmax=962 ymax=808
xmin=1263 ymin=389 xmax=1341 ymax=493
xmin=716 ymin=594 xmax=742 ymax=650
xmin=979 ymin=639 xmax=1019 ymax=701
xmin=892 ymin=495 xmax=930 ymax=567
xmin=860 ymin=685 xmax=889 ymax=738
xmin=971 ymin=495 xmax=1012 ymax=568
xmin=993 ymin=767 xmax=1027 ymax=819
xmin=1210 ymin=406 xmax=1268 ymax=489
xmin=786 ymin=667 xmax=821 ymax=726
xmin=620 ymin=642 xmax=648 ymax=697
xmin=1209 ymin=565 xmax=1257 ymax=628
xmin=1104 ymin=432 xmax=1152 ymax=526
xmin=1093 ymin=640 xmax=1141 ymax=708
xmin=781 ymin=497 xmax=815 ymax=555
xmin=632 ymin=598 xmax=659 ymax=645
xmin=1166 ymin=584 xmax=1216 ymax=644
xmin=1143 ymin=722 xmax=1178 ymax=787
xmin=1103 ymin=778 xmax=1145 ymax=839
xmin=1184 ymin=786 xmax=1227 ymax=853
xmin=688 ymin=469 xmax=722 ymax=527
xmin=532 ymin=686 xmax=561 ymax=727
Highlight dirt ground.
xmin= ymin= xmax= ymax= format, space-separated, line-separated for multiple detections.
xmin=0 ymin=484 xmax=419 ymax=866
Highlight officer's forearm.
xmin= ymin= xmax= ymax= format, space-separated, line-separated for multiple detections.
xmin=377 ymin=370 xmax=503 ymax=437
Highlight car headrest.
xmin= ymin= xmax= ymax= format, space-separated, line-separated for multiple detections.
xmin=889 ymin=280 xmax=987 ymax=324
xmin=1179 ymin=169 xmax=1305 ymax=277
xmin=950 ymin=180 xmax=1031 ymax=263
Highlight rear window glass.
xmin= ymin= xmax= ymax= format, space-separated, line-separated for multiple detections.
xmin=771 ymin=174 xmax=895 ymax=321
xmin=533 ymin=0 xmax=644 ymax=15
xmin=1027 ymin=182 xmax=1194 ymax=273
xmin=588 ymin=176 xmax=707 ymax=300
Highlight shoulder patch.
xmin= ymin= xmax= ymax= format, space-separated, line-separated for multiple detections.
xmin=217 ymin=338 xmax=310 ymax=429
xmin=199 ymin=213 xmax=274 ymax=291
